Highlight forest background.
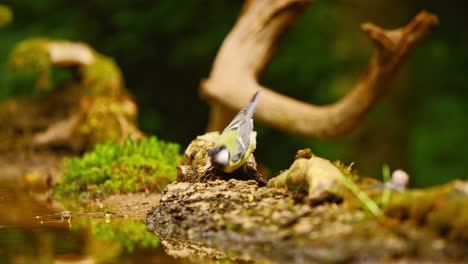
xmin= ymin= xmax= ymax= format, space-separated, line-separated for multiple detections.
xmin=1 ymin=0 xmax=466 ymax=187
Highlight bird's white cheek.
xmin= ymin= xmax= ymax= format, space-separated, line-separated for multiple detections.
xmin=215 ymin=149 xmax=229 ymax=165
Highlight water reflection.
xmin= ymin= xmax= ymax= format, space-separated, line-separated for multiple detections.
xmin=0 ymin=188 xmax=179 ymax=264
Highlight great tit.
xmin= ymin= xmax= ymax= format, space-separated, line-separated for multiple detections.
xmin=208 ymin=91 xmax=260 ymax=173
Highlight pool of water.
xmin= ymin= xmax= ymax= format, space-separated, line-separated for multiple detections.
xmin=0 ymin=188 xmax=183 ymax=264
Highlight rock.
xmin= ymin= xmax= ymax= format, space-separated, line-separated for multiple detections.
xmin=267 ymin=148 xmax=345 ymax=205
xmin=390 ymin=169 xmax=410 ymax=191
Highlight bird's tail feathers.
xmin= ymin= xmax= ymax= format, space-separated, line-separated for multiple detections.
xmin=246 ymin=91 xmax=260 ymax=118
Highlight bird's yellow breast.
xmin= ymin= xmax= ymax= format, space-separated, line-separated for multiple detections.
xmin=216 ymin=131 xmax=256 ymax=173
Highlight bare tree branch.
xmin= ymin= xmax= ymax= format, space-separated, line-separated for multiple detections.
xmin=201 ymin=0 xmax=438 ymax=139
xmin=47 ymin=41 xmax=95 ymax=66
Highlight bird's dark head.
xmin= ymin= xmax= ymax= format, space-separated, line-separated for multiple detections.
xmin=208 ymin=145 xmax=230 ymax=168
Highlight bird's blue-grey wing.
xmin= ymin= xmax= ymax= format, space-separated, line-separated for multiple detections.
xmin=223 ymin=109 xmax=252 ymax=162
xmin=223 ymin=109 xmax=246 ymax=132
xmin=222 ymin=92 xmax=260 ymax=163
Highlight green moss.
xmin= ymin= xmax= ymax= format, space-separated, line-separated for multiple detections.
xmin=80 ymin=53 xmax=123 ymax=96
xmin=226 ymin=223 xmax=240 ymax=231
xmin=75 ymin=96 xmax=138 ymax=150
xmin=53 ymin=136 xmax=181 ymax=199
xmin=8 ymin=38 xmax=52 ymax=91
xmin=8 ymin=38 xmax=124 ymax=97
xmin=385 ymin=181 xmax=468 ymax=241
xmin=0 ymin=5 xmax=12 ymax=27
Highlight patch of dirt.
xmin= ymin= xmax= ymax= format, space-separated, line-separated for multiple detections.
xmin=91 ymin=192 xmax=161 ymax=219
xmin=0 ymin=149 xmax=68 ymax=191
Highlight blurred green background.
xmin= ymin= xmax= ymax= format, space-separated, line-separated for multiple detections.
xmin=0 ymin=0 xmax=467 ymax=187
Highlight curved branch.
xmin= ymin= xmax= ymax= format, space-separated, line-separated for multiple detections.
xmin=200 ymin=0 xmax=438 ymax=139
xmin=47 ymin=41 xmax=95 ymax=66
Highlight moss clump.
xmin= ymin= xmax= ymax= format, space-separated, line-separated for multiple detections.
xmin=80 ymin=53 xmax=124 ymax=96
xmin=73 ymin=96 xmax=140 ymax=151
xmin=53 ymin=136 xmax=181 ymax=199
xmin=8 ymin=38 xmax=52 ymax=90
xmin=8 ymin=38 xmax=124 ymax=97
xmin=0 ymin=5 xmax=12 ymax=27
xmin=385 ymin=181 xmax=468 ymax=242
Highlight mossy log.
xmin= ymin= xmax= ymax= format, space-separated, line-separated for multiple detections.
xmin=0 ymin=38 xmax=142 ymax=188
xmin=2 ymin=38 xmax=141 ymax=153
xmin=149 ymin=135 xmax=467 ymax=263
xmin=147 ymin=179 xmax=468 ymax=263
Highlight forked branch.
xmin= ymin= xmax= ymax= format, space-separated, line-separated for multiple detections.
xmin=201 ymin=0 xmax=438 ymax=138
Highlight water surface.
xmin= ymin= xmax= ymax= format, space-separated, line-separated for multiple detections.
xmin=0 ymin=188 xmax=182 ymax=264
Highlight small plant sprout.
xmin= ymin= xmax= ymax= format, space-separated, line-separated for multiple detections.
xmin=342 ymin=174 xmax=383 ymax=217
xmin=381 ymin=164 xmax=392 ymax=207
